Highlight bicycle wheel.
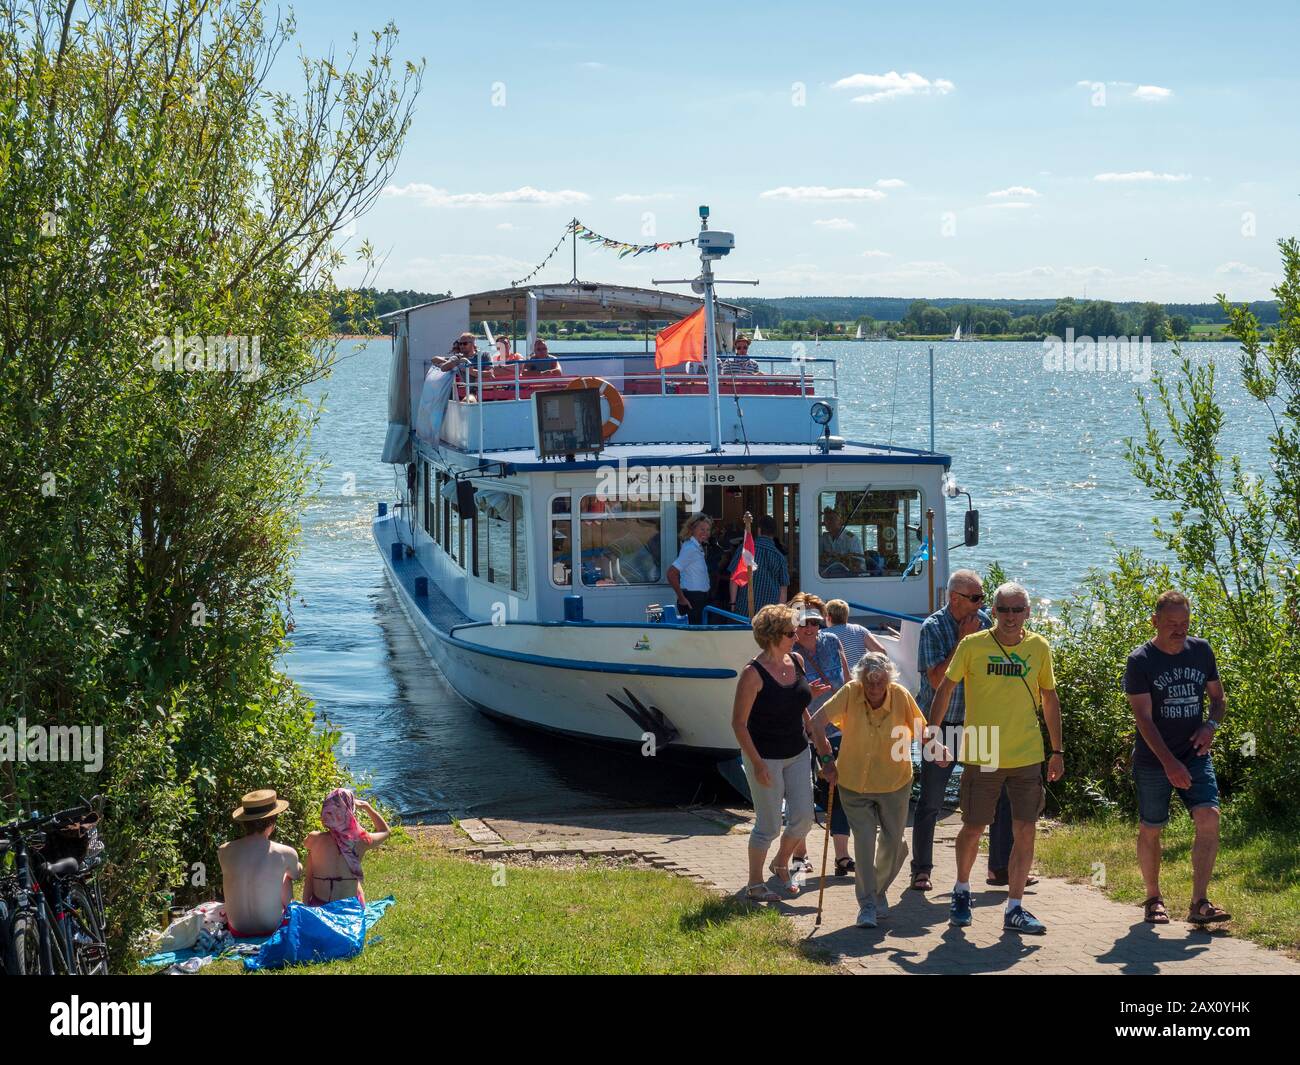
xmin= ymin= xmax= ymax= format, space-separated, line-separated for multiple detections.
xmin=6 ymin=909 xmax=46 ymax=975
xmin=65 ymin=882 xmax=109 ymax=974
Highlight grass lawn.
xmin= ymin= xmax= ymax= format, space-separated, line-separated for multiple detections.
xmin=203 ymin=833 xmax=834 ymax=975
xmin=1035 ymin=807 xmax=1300 ymax=956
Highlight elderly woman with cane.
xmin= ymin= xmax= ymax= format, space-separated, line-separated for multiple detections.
xmin=732 ymin=604 xmax=831 ymax=901
xmin=808 ymin=652 xmax=926 ymax=928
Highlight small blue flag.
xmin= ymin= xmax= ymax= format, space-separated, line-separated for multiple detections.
xmin=901 ymin=537 xmax=929 ymax=581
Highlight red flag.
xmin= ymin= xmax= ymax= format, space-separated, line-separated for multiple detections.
xmin=731 ymin=528 xmax=757 ymax=588
xmin=655 ymin=307 xmax=706 ymax=369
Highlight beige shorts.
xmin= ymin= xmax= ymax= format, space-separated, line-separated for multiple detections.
xmin=958 ymin=762 xmax=1045 ymax=825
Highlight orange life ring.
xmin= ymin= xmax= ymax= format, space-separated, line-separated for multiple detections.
xmin=567 ymin=376 xmax=624 ymax=440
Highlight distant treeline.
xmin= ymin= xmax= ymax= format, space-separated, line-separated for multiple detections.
xmin=331 ymin=288 xmax=1281 ymax=338
xmin=734 ymin=295 xmax=1281 ymax=330
xmin=328 ymin=288 xmax=447 ymax=332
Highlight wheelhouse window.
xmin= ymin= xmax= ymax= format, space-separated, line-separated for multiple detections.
xmin=818 ymin=489 xmax=923 ymax=578
xmin=578 ymin=496 xmax=663 ymax=587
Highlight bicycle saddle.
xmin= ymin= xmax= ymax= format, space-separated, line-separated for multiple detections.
xmin=42 ymin=857 xmax=81 ymax=879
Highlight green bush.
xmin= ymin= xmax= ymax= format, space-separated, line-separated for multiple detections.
xmin=0 ymin=1 xmax=420 ymax=967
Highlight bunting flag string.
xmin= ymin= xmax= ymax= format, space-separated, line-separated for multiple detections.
xmin=510 ymin=223 xmax=573 ymax=287
xmin=572 ymin=220 xmax=696 ymax=258
xmin=510 ymin=219 xmax=697 ymax=287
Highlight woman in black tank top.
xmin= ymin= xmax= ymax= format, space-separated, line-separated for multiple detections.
xmin=732 ymin=604 xmax=817 ymax=901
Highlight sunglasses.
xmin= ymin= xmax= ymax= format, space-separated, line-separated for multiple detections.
xmin=996 ymin=605 xmax=1028 ymax=614
xmin=780 ymin=629 xmax=796 ymax=638
xmin=955 ymin=590 xmax=984 ymax=602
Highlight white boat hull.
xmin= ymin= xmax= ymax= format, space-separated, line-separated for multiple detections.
xmin=378 ymin=521 xmax=923 ymax=759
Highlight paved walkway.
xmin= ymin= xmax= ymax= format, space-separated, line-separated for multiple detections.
xmin=446 ymin=804 xmax=1300 ymax=975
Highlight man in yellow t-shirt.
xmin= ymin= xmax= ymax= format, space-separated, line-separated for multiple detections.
xmin=809 ymin=652 xmax=926 ymax=929
xmin=929 ymin=582 xmax=1064 ymax=935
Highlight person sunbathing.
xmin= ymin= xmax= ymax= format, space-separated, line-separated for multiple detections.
xmin=303 ymin=789 xmax=391 ymax=906
xmin=218 ymin=789 xmax=302 ymax=937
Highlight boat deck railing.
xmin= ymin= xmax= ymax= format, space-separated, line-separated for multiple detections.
xmin=420 ymin=351 xmax=839 ymax=402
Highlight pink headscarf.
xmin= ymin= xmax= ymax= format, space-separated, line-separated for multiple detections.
xmin=321 ymin=788 xmax=369 ymax=880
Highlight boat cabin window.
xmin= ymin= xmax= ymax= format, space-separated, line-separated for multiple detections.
xmin=422 ymin=462 xmax=432 ymax=537
xmin=550 ymin=495 xmax=572 ymax=587
xmin=475 ymin=489 xmax=528 ymax=596
xmin=577 ymin=496 xmax=663 ymax=587
xmin=435 ymin=470 xmax=448 ymax=551
xmin=818 ymin=489 xmax=924 ymax=578
xmin=439 ymin=474 xmax=475 ymax=573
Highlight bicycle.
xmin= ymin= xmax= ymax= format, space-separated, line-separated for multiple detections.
xmin=1 ymin=798 xmax=109 ymax=975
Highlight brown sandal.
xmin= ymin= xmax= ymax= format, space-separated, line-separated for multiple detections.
xmin=1142 ymin=896 xmax=1170 ymax=924
xmin=911 ymin=872 xmax=932 ymax=892
xmin=1188 ymin=898 xmax=1231 ymax=924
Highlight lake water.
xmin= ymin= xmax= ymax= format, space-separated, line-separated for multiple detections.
xmin=287 ymin=338 xmax=1270 ymax=820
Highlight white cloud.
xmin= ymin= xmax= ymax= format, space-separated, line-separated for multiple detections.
xmin=1077 ymin=80 xmax=1173 ymax=102
xmin=1214 ymin=261 xmax=1276 ymax=289
xmin=860 ymin=249 xmax=891 ymax=258
xmin=380 ymin=184 xmax=591 ymax=208
xmin=876 ymin=178 xmax=907 ymax=189
xmin=988 ymin=186 xmax=1040 ymax=199
xmin=813 ymin=218 xmax=855 ymax=230
xmin=613 ymin=192 xmax=674 ymax=203
xmin=337 ymin=253 xmax=535 ymax=291
xmin=578 ymin=61 xmax=606 ymax=70
xmin=986 ymin=201 xmax=1034 ymax=210
xmin=760 ymin=185 xmax=886 ymax=202
xmin=832 ymin=71 xmax=955 ymax=104
xmin=496 ymin=222 xmax=518 ymax=230
xmin=1093 ymin=171 xmax=1191 ymax=183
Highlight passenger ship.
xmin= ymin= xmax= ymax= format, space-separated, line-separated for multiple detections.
xmin=374 ymin=211 xmax=977 ymax=784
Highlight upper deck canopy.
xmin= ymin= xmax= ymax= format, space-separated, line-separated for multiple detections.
xmin=379 ymin=283 xmax=748 ymax=326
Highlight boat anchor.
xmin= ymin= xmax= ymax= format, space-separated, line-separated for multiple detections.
xmin=606 ymin=688 xmax=680 ymax=749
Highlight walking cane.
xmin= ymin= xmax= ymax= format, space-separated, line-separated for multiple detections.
xmin=815 ymin=780 xmax=836 ymax=927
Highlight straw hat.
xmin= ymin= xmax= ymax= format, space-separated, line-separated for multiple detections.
xmin=231 ymin=789 xmax=291 ymax=822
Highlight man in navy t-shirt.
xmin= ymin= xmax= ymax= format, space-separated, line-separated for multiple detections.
xmin=1123 ymin=589 xmax=1230 ymax=927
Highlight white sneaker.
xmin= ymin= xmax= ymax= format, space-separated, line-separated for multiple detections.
xmin=875 ymin=893 xmax=889 ymax=917
xmin=855 ymin=903 xmax=878 ymax=928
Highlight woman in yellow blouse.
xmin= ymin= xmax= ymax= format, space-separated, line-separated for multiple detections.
xmin=808 ymin=652 xmax=926 ymax=929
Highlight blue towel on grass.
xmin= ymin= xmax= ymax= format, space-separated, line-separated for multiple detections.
xmin=244 ymin=895 xmax=395 ymax=971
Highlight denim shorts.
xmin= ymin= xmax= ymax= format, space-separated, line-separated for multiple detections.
xmin=1133 ymin=754 xmax=1219 ymax=828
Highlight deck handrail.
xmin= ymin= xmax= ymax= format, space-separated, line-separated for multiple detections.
xmin=845 ymin=600 xmax=927 ymax=625
xmin=703 ymin=605 xmax=752 ymax=626
xmin=420 ymin=354 xmax=839 ymax=399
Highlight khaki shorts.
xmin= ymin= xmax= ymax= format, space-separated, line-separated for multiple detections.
xmin=958 ymin=762 xmax=1045 ymax=826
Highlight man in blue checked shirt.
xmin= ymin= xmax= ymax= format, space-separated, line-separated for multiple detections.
xmin=909 ymin=569 xmax=1029 ymax=892
xmin=728 ymin=514 xmax=789 ymax=616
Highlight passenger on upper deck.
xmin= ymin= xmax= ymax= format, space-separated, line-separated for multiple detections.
xmin=521 ymin=339 xmax=563 ymax=378
xmin=819 ymin=508 xmax=867 ymax=577
xmin=722 ymin=333 xmax=761 ymax=375
xmin=431 ymin=332 xmax=482 ymax=375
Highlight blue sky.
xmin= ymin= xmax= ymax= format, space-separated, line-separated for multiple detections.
xmin=293 ymin=0 xmax=1300 ymax=302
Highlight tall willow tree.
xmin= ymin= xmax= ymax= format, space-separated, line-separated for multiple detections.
xmin=0 ymin=0 xmax=422 ymax=960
